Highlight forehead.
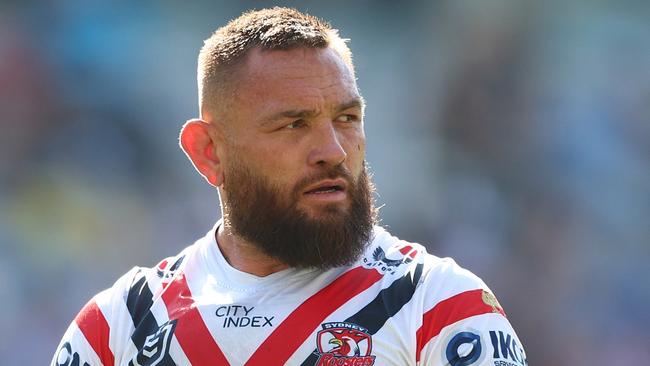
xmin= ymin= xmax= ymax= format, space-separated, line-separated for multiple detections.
xmin=233 ymin=47 xmax=360 ymax=117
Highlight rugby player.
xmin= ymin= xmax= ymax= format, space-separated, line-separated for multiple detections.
xmin=52 ymin=7 xmax=527 ymax=366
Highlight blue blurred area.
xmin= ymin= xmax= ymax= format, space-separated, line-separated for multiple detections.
xmin=1 ymin=1 xmax=649 ymax=364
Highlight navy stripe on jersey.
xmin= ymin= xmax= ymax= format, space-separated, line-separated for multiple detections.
xmin=126 ymin=270 xmax=154 ymax=327
xmin=125 ymin=269 xmax=177 ymax=366
xmin=156 ymin=255 xmax=186 ymax=279
xmin=169 ymin=255 xmax=185 ymax=272
xmin=300 ymin=263 xmax=424 ymax=365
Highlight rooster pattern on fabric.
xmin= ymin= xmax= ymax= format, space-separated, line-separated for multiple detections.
xmin=52 ymin=222 xmax=527 ymax=366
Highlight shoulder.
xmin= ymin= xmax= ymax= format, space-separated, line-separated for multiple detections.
xmin=363 ymin=226 xmax=488 ymax=293
xmin=51 ymin=241 xmax=200 ymax=366
xmin=109 ymin=224 xmax=219 ymax=310
xmin=83 ymin=246 xmax=194 ymax=327
xmin=361 ymin=227 xmax=527 ymax=365
xmin=119 ymin=249 xmax=190 ymax=324
xmin=95 ymin=244 xmax=193 ymax=309
xmin=360 ymin=226 xmax=485 ymax=288
xmin=367 ymin=230 xmax=529 ymax=366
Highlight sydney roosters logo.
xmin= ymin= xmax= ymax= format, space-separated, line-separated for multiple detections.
xmin=315 ymin=322 xmax=375 ymax=366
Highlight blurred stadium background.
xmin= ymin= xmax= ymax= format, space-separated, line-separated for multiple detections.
xmin=1 ymin=0 xmax=649 ymax=364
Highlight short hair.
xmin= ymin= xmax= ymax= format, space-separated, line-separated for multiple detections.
xmin=198 ymin=7 xmax=354 ymax=118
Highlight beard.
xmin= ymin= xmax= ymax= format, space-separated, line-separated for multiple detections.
xmin=221 ymin=159 xmax=378 ymax=270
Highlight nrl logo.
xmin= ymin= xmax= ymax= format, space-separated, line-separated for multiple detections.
xmin=315 ymin=322 xmax=376 ymax=366
xmin=129 ymin=320 xmax=177 ymax=366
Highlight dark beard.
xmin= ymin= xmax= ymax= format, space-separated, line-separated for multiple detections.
xmin=222 ymin=162 xmax=377 ymax=269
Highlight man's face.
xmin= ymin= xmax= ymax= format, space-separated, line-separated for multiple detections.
xmin=218 ymin=46 xmax=376 ymax=268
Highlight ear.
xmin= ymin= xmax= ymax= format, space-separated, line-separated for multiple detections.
xmin=179 ymin=119 xmax=224 ymax=187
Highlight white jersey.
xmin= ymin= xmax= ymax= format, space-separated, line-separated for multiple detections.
xmin=52 ymin=222 xmax=527 ymax=366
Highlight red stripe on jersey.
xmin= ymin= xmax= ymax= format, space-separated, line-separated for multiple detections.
xmin=157 ymin=259 xmax=168 ymax=270
xmin=162 ymin=274 xmax=230 ymax=365
xmin=74 ymin=299 xmax=115 ymax=366
xmin=415 ymin=289 xmax=505 ymax=362
xmin=398 ymin=245 xmax=413 ymax=255
xmin=245 ymin=266 xmax=383 ymax=366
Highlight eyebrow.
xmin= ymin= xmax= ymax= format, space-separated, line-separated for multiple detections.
xmin=263 ymin=97 xmax=365 ymax=124
xmin=337 ymin=97 xmax=365 ymax=113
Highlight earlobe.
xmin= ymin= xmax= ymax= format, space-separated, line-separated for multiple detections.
xmin=179 ymin=119 xmax=224 ymax=187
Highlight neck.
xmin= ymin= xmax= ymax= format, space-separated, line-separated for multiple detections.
xmin=216 ymin=224 xmax=289 ymax=277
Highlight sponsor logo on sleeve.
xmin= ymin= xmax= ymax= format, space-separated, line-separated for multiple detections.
xmin=55 ymin=342 xmax=90 ymax=366
xmin=315 ymin=322 xmax=376 ymax=366
xmin=444 ymin=331 xmax=484 ymax=366
xmin=489 ymin=331 xmax=527 ymax=366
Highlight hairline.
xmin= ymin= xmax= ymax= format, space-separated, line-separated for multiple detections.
xmin=199 ymin=35 xmax=355 ymax=123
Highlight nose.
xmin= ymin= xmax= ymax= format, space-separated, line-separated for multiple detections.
xmin=307 ymin=123 xmax=347 ymax=167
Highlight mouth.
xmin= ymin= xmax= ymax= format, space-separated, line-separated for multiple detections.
xmin=302 ymin=178 xmax=348 ymax=201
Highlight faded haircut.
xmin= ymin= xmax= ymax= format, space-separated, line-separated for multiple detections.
xmin=197 ymin=7 xmax=354 ymax=119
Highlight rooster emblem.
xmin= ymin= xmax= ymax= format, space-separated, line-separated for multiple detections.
xmin=317 ymin=322 xmax=373 ymax=359
xmin=321 ymin=329 xmax=368 ymax=356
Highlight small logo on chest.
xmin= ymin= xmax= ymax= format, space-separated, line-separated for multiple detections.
xmin=129 ymin=320 xmax=177 ymax=366
xmin=315 ymin=322 xmax=376 ymax=366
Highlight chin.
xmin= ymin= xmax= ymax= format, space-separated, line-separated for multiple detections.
xmin=301 ymin=204 xmax=349 ymax=221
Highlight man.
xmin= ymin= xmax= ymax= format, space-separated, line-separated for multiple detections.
xmin=52 ymin=7 xmax=527 ymax=366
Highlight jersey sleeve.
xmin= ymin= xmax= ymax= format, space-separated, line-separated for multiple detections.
xmin=415 ymin=258 xmax=527 ymax=366
xmin=51 ymin=294 xmax=114 ymax=366
xmin=51 ymin=267 xmax=141 ymax=366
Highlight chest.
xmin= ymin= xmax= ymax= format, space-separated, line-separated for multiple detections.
xmin=121 ymin=285 xmax=418 ymax=365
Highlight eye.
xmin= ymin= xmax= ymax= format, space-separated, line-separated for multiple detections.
xmin=335 ymin=114 xmax=360 ymax=123
xmin=285 ymin=119 xmax=306 ymax=129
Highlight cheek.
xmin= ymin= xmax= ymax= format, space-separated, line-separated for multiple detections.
xmin=262 ymin=147 xmax=299 ymax=178
xmin=243 ymin=144 xmax=302 ymax=189
xmin=343 ymin=133 xmax=366 ymax=169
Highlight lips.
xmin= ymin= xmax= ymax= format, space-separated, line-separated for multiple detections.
xmin=303 ymin=178 xmax=348 ymax=195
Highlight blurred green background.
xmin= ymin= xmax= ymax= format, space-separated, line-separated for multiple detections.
xmin=1 ymin=0 xmax=649 ymax=364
